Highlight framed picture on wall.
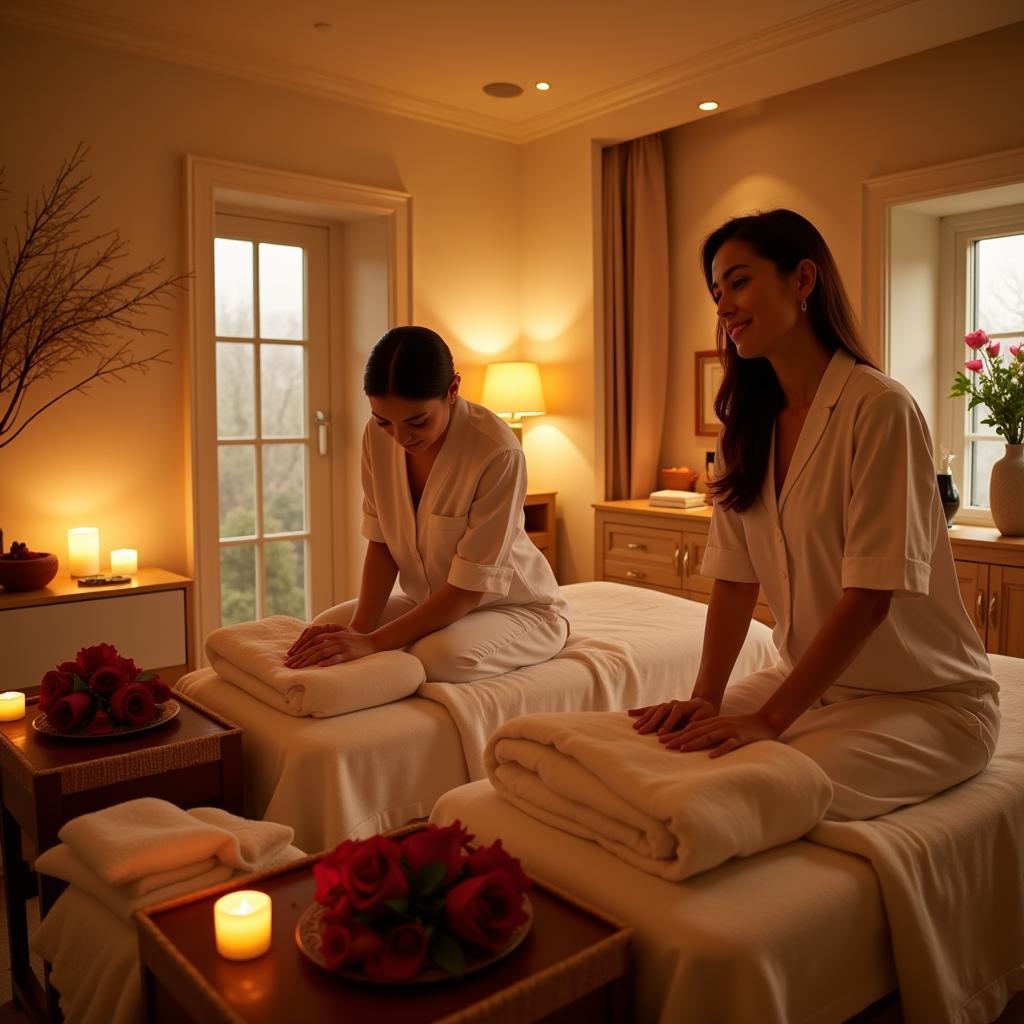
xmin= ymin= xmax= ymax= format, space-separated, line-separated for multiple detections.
xmin=695 ymin=350 xmax=723 ymax=436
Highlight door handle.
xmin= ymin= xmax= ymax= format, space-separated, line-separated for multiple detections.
xmin=976 ymin=591 xmax=986 ymax=628
xmin=989 ymin=594 xmax=998 ymax=631
xmin=672 ymin=545 xmax=680 ymax=573
xmin=682 ymin=546 xmax=690 ymax=576
xmin=315 ymin=410 xmax=330 ymax=456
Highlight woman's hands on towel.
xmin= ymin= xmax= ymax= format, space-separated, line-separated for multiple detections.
xmin=629 ymin=697 xmax=718 ymax=735
xmin=284 ymin=625 xmax=378 ymax=668
xmin=658 ymin=711 xmax=779 ymax=758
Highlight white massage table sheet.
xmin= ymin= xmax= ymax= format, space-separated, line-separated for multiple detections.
xmin=432 ymin=654 xmax=1024 ymax=1024
xmin=178 ymin=582 xmax=777 ymax=851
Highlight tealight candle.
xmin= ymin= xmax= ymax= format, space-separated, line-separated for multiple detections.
xmin=67 ymin=527 xmax=100 ymax=577
xmin=214 ymin=891 xmax=272 ymax=961
xmin=0 ymin=692 xmax=26 ymax=722
xmin=110 ymin=548 xmax=138 ymax=575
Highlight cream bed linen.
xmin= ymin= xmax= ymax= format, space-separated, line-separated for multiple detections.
xmin=178 ymin=583 xmax=777 ymax=852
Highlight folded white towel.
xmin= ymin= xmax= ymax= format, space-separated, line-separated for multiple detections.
xmin=205 ymin=615 xmax=425 ymax=717
xmin=485 ymin=711 xmax=833 ymax=881
xmin=188 ymin=806 xmax=293 ymax=871
xmin=122 ymin=857 xmax=218 ymax=899
xmin=57 ymin=798 xmax=240 ymax=885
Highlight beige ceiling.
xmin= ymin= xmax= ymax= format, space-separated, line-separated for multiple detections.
xmin=2 ymin=0 xmax=1021 ymax=141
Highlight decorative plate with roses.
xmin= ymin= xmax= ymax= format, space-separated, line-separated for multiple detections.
xmin=35 ymin=642 xmax=177 ymax=739
xmin=295 ymin=821 xmax=532 ymax=983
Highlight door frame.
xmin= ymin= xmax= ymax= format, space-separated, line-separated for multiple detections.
xmin=186 ymin=155 xmax=411 ymax=664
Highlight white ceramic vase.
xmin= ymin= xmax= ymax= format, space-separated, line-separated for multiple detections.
xmin=990 ymin=444 xmax=1024 ymax=536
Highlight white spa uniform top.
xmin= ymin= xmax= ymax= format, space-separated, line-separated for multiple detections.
xmin=702 ymin=347 xmax=996 ymax=700
xmin=360 ymin=396 xmax=570 ymax=625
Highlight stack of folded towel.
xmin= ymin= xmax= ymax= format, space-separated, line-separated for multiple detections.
xmin=203 ymin=616 xmax=426 ymax=717
xmin=31 ymin=798 xmax=306 ymax=1024
xmin=485 ymin=711 xmax=834 ymax=881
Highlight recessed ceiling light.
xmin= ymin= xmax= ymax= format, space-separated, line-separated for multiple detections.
xmin=313 ymin=21 xmax=333 ymax=32
xmin=535 ymin=82 xmax=551 ymax=92
xmin=483 ymin=82 xmax=524 ymax=98
xmin=698 ymin=101 xmax=719 ymax=111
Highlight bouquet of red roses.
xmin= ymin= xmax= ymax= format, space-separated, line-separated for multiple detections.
xmin=38 ymin=642 xmax=173 ymax=735
xmin=312 ymin=821 xmax=531 ymax=981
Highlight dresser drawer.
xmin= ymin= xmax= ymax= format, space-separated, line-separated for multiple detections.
xmin=602 ymin=522 xmax=683 ymax=589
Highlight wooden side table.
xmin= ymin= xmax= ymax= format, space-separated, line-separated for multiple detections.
xmin=524 ymin=492 xmax=557 ymax=578
xmin=0 ymin=568 xmax=194 ymax=691
xmin=136 ymin=856 xmax=631 ymax=1023
xmin=0 ymin=691 xmax=242 ymax=1024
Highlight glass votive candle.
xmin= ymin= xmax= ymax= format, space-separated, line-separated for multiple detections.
xmin=110 ymin=548 xmax=138 ymax=575
xmin=0 ymin=692 xmax=25 ymax=721
xmin=214 ymin=891 xmax=272 ymax=961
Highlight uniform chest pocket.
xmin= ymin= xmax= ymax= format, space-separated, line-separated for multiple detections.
xmin=428 ymin=513 xmax=468 ymax=538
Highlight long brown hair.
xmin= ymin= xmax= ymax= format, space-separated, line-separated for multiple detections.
xmin=701 ymin=210 xmax=878 ymax=512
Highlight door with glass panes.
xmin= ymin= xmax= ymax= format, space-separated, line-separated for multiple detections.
xmin=213 ymin=214 xmax=332 ymax=625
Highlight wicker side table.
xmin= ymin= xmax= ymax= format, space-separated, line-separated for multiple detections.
xmin=0 ymin=691 xmax=242 ymax=1024
xmin=136 ymin=854 xmax=631 ymax=1023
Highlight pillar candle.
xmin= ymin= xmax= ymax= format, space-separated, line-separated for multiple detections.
xmin=110 ymin=549 xmax=138 ymax=575
xmin=67 ymin=527 xmax=100 ymax=577
xmin=0 ymin=692 xmax=25 ymax=721
xmin=214 ymin=891 xmax=272 ymax=960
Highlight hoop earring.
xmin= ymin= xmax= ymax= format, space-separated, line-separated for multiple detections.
xmin=800 ymin=299 xmax=808 ymax=312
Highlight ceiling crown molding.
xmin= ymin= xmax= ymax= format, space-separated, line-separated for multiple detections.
xmin=0 ymin=0 xmax=932 ymax=144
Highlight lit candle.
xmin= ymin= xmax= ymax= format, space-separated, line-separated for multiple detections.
xmin=213 ymin=891 xmax=272 ymax=960
xmin=67 ymin=527 xmax=100 ymax=577
xmin=0 ymin=692 xmax=26 ymax=722
xmin=110 ymin=548 xmax=138 ymax=575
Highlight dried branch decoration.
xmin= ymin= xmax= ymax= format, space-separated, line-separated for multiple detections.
xmin=0 ymin=144 xmax=187 ymax=448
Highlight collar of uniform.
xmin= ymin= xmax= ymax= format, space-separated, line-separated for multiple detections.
xmin=814 ymin=347 xmax=857 ymax=408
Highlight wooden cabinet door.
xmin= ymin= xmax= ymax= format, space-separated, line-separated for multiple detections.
xmin=601 ymin=521 xmax=685 ymax=591
xmin=954 ymin=560 xmax=989 ymax=644
xmin=680 ymin=529 xmax=712 ymax=598
xmin=988 ymin=566 xmax=1024 ymax=658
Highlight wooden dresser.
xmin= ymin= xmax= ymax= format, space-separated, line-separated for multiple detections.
xmin=594 ymin=500 xmax=1024 ymax=654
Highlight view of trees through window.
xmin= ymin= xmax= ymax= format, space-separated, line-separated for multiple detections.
xmin=214 ymin=236 xmax=309 ymax=625
xmin=967 ymin=231 xmax=1024 ymax=508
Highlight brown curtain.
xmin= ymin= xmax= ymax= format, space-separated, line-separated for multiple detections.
xmin=602 ymin=133 xmax=670 ymax=500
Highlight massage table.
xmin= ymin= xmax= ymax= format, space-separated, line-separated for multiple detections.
xmin=430 ymin=653 xmax=1024 ymax=1024
xmin=176 ymin=582 xmax=778 ymax=851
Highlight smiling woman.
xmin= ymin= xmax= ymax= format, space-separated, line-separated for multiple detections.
xmin=284 ymin=326 xmax=571 ymax=683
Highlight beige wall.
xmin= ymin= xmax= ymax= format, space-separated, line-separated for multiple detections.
xmin=0 ymin=25 xmax=521 ymax=582
xmin=660 ymin=22 xmax=1024 ymax=474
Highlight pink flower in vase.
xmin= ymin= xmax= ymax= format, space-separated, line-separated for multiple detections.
xmin=1010 ymin=343 xmax=1022 ymax=359
xmin=964 ymin=329 xmax=989 ymax=350
xmin=986 ymin=340 xmax=1002 ymax=358
xmin=965 ymin=359 xmax=984 ymax=373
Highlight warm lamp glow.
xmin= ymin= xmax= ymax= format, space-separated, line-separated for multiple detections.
xmin=480 ymin=362 xmax=547 ymax=423
xmin=110 ymin=548 xmax=138 ymax=575
xmin=67 ymin=527 xmax=100 ymax=577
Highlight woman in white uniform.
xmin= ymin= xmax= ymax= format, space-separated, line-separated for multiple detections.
xmin=632 ymin=209 xmax=999 ymax=821
xmin=286 ymin=326 xmax=570 ymax=682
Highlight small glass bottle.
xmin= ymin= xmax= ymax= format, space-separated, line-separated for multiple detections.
xmin=937 ymin=449 xmax=960 ymax=528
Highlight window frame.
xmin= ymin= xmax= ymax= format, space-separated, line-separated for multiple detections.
xmin=938 ymin=203 xmax=1024 ymax=526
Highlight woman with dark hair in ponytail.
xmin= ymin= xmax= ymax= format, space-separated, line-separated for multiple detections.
xmin=632 ymin=210 xmax=999 ymax=821
xmin=286 ymin=325 xmax=569 ymax=681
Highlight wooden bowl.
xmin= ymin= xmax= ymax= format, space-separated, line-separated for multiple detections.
xmin=0 ymin=553 xmax=59 ymax=592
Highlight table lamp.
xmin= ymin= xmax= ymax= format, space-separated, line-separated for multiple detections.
xmin=480 ymin=362 xmax=546 ymax=440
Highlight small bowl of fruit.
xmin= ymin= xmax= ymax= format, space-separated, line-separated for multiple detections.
xmin=0 ymin=541 xmax=59 ymax=593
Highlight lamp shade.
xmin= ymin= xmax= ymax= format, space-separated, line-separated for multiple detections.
xmin=480 ymin=362 xmax=546 ymax=420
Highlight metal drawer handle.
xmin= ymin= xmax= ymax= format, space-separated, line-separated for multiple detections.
xmin=976 ymin=591 xmax=986 ymax=628
xmin=989 ymin=595 xmax=998 ymax=630
xmin=625 ymin=569 xmax=646 ymax=580
xmin=683 ymin=547 xmax=690 ymax=573
xmin=672 ymin=545 xmax=679 ymax=572
xmin=626 ymin=542 xmax=647 ymax=551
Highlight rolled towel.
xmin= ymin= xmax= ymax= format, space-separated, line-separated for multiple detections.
xmin=485 ymin=711 xmax=833 ymax=881
xmin=58 ymin=798 xmax=241 ymax=885
xmin=188 ymin=806 xmax=293 ymax=871
xmin=205 ymin=616 xmax=425 ymax=717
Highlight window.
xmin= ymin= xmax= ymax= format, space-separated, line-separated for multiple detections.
xmin=941 ymin=205 xmax=1024 ymax=521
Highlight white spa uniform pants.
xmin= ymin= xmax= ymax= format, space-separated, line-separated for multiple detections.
xmin=313 ymin=595 xmax=569 ymax=684
xmin=721 ymin=668 xmax=1000 ymax=822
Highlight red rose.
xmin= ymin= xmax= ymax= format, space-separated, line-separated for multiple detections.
xmin=402 ymin=821 xmax=473 ymax=884
xmin=320 ymin=920 xmax=383 ymax=970
xmin=109 ymin=683 xmax=156 ymax=726
xmin=464 ymin=840 xmax=531 ymax=893
xmin=445 ymin=870 xmax=528 ymax=952
xmin=89 ymin=663 xmax=131 ymax=695
xmin=337 ymin=836 xmax=408 ymax=913
xmin=148 ymin=677 xmax=172 ymax=703
xmin=74 ymin=643 xmax=121 ymax=679
xmin=39 ymin=669 xmax=74 ymax=713
xmin=314 ymin=844 xmax=356 ymax=913
xmin=49 ymin=691 xmax=94 ymax=732
xmin=363 ymin=922 xmax=428 ymax=982
xmin=85 ymin=708 xmax=114 ymax=735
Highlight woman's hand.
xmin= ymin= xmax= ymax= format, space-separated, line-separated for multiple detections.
xmin=629 ymin=697 xmax=718 ymax=735
xmin=658 ymin=711 xmax=779 ymax=758
xmin=284 ymin=625 xmax=378 ymax=668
